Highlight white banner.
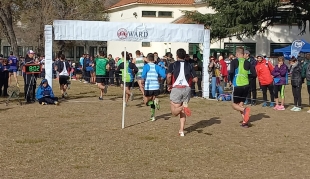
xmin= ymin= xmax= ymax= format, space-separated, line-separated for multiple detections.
xmin=53 ymin=20 xmax=205 ymax=43
xmin=44 ymin=25 xmax=53 ymax=87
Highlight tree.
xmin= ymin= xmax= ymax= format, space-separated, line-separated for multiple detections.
xmin=0 ymin=0 xmax=20 ymax=57
xmin=184 ymin=0 xmax=310 ymax=41
xmin=0 ymin=0 xmax=108 ymax=56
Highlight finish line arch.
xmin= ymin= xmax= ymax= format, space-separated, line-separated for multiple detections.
xmin=44 ymin=20 xmax=210 ymax=127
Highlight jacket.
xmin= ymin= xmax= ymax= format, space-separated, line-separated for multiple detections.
xmin=301 ymin=60 xmax=310 ymax=85
xmin=0 ymin=63 xmax=10 ymax=79
xmin=290 ymin=62 xmax=303 ymax=87
xmin=35 ymin=79 xmax=55 ymax=100
xmin=256 ymin=59 xmax=274 ymax=85
xmin=271 ymin=64 xmax=288 ymax=85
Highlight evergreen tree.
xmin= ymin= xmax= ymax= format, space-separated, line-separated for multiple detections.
xmin=185 ymin=0 xmax=310 ymax=40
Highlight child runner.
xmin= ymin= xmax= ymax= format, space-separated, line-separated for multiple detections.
xmin=229 ymin=47 xmax=257 ymax=128
xmin=94 ymin=51 xmax=109 ymax=100
xmin=289 ymin=57 xmax=303 ymax=112
xmin=141 ymin=53 xmax=166 ymax=121
xmin=56 ymin=54 xmax=70 ymax=99
xmin=301 ymin=53 xmax=310 ymax=113
xmin=271 ymin=56 xmax=288 ymax=110
xmin=166 ymin=48 xmax=198 ymax=137
xmin=132 ymin=50 xmax=146 ymax=98
xmin=117 ymin=51 xmax=138 ymax=106
xmin=36 ymin=79 xmax=59 ymax=105
xmin=8 ymin=51 xmax=19 ymax=87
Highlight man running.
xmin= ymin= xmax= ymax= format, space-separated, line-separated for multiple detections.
xmin=94 ymin=51 xmax=109 ymax=100
xmin=132 ymin=50 xmax=146 ymax=97
xmin=117 ymin=51 xmax=138 ymax=106
xmin=167 ymin=48 xmax=197 ymax=137
xmin=56 ymin=54 xmax=70 ymax=99
xmin=229 ymin=47 xmax=257 ymax=128
xmin=141 ymin=53 xmax=166 ymax=121
xmin=8 ymin=51 xmax=19 ymax=87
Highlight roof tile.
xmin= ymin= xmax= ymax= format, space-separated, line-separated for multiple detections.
xmin=110 ymin=0 xmax=195 ymax=9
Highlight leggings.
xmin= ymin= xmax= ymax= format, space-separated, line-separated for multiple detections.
xmin=246 ymin=78 xmax=257 ymax=102
xmin=261 ymin=84 xmax=274 ymax=102
xmin=38 ymin=97 xmax=58 ymax=104
xmin=292 ymin=85 xmax=302 ymax=107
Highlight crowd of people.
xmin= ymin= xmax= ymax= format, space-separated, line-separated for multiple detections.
xmin=1 ymin=47 xmax=310 ymax=134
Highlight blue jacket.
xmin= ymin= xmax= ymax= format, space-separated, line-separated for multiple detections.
xmin=36 ymin=79 xmax=55 ymax=100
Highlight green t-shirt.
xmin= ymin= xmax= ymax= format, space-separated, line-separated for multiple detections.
xmin=117 ymin=58 xmax=124 ymax=66
xmin=95 ymin=57 xmax=108 ymax=75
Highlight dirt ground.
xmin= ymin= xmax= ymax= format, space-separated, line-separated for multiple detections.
xmin=1 ymin=78 xmax=310 ymax=179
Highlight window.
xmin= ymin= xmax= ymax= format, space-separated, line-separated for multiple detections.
xmin=270 ymin=43 xmax=290 ymax=57
xmin=89 ymin=46 xmax=97 ymax=57
xmin=76 ymin=46 xmax=84 ymax=58
xmin=3 ymin=46 xmax=11 ymax=58
xmin=189 ymin=43 xmax=200 ymax=55
xmin=99 ymin=47 xmax=107 ymax=55
xmin=142 ymin=11 xmax=156 ymax=17
xmin=18 ymin=46 xmax=23 ymax=57
xmin=25 ymin=46 xmax=33 ymax=54
xmin=158 ymin=11 xmax=173 ymax=18
xmin=224 ymin=43 xmax=256 ymax=56
xmin=142 ymin=42 xmax=151 ymax=47
xmin=65 ymin=47 xmax=74 ymax=58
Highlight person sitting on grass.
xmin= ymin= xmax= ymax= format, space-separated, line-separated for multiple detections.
xmin=36 ymin=79 xmax=59 ymax=105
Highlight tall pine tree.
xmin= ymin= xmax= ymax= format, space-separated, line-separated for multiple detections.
xmin=185 ymin=0 xmax=310 ymax=41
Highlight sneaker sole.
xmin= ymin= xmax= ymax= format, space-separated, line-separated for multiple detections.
xmin=243 ymin=108 xmax=250 ymax=124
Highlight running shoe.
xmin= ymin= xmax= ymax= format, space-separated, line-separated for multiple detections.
xmin=292 ymin=107 xmax=301 ymax=112
xmin=240 ymin=123 xmax=249 ymax=128
xmin=290 ymin=106 xmax=297 ymax=111
xmin=41 ymin=102 xmax=47 ymax=105
xmin=99 ymin=97 xmax=103 ymax=100
xmin=277 ymin=105 xmax=285 ymax=111
xmin=154 ymin=98 xmax=160 ymax=110
xmin=54 ymin=101 xmax=59 ymax=105
xmin=179 ymin=131 xmax=185 ymax=137
xmin=244 ymin=100 xmax=249 ymax=105
xmin=307 ymin=108 xmax=310 ymax=113
xmin=262 ymin=102 xmax=267 ymax=107
xmin=183 ymin=107 xmax=192 ymax=117
xmin=150 ymin=116 xmax=156 ymax=122
xmin=242 ymin=107 xmax=250 ymax=124
xmin=269 ymin=102 xmax=275 ymax=108
xmin=273 ymin=105 xmax=280 ymax=110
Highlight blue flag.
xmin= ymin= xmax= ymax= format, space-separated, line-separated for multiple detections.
xmin=291 ymin=40 xmax=305 ymax=58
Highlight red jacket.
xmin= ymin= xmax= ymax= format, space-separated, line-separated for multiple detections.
xmin=256 ymin=59 xmax=274 ymax=85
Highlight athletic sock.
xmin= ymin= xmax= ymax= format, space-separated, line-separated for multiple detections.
xmin=150 ymin=104 xmax=155 ymax=117
xmin=147 ymin=101 xmax=154 ymax=106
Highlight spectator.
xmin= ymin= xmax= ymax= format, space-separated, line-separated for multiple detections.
xmin=289 ymin=57 xmax=303 ymax=112
xmin=301 ymin=53 xmax=310 ymax=113
xmin=244 ymin=50 xmax=257 ymax=105
xmin=35 ymin=79 xmax=59 ymax=105
xmin=108 ymin=54 xmax=116 ymax=85
xmin=190 ymin=54 xmax=202 ymax=97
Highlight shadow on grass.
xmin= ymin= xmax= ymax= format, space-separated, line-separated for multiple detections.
xmin=156 ymin=113 xmax=171 ymax=120
xmin=125 ymin=120 xmax=149 ymax=128
xmin=249 ymin=113 xmax=270 ymax=123
xmin=184 ymin=117 xmax=221 ymax=134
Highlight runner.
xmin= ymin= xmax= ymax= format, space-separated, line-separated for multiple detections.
xmin=117 ymin=51 xmax=138 ymax=106
xmin=132 ymin=50 xmax=146 ymax=98
xmin=8 ymin=51 xmax=19 ymax=87
xmin=141 ymin=53 xmax=166 ymax=121
xmin=166 ymin=48 xmax=197 ymax=137
xmin=229 ymin=47 xmax=257 ymax=128
xmin=94 ymin=51 xmax=109 ymax=100
xmin=56 ymin=54 xmax=70 ymax=99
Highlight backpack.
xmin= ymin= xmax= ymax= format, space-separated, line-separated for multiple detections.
xmin=306 ymin=63 xmax=310 ymax=81
xmin=217 ymin=93 xmax=232 ymax=101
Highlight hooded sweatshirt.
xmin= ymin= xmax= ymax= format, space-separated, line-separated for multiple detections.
xmin=271 ymin=63 xmax=288 ymax=85
xmin=35 ymin=79 xmax=55 ymax=100
xmin=256 ymin=59 xmax=274 ymax=85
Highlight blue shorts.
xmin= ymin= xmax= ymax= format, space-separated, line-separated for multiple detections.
xmin=9 ymin=69 xmax=17 ymax=73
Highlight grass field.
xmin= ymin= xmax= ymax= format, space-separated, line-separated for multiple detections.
xmin=1 ymin=78 xmax=310 ymax=179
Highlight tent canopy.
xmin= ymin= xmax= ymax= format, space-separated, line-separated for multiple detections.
xmin=274 ymin=39 xmax=310 ymax=53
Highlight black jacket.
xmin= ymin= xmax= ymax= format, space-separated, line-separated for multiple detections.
xmin=290 ymin=62 xmax=303 ymax=87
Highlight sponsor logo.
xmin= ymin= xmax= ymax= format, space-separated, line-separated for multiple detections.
xmin=117 ymin=28 xmax=148 ymax=40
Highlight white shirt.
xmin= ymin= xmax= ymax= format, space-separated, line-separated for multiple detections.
xmin=59 ymin=61 xmax=69 ymax=76
xmin=225 ymin=58 xmax=231 ymax=71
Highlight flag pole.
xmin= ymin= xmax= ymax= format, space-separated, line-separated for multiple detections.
xmin=122 ymin=47 xmax=127 ymax=129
